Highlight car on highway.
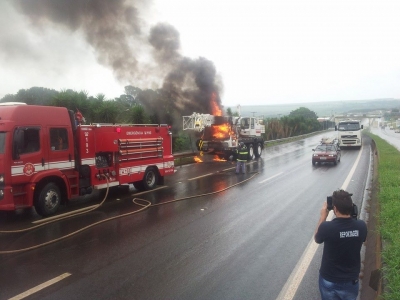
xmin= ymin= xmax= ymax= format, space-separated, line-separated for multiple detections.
xmin=312 ymin=140 xmax=341 ymax=166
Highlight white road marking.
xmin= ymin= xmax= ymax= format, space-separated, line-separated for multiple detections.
xmin=259 ymin=172 xmax=284 ymax=183
xmin=32 ymin=206 xmax=98 ymax=224
xmin=188 ymin=173 xmax=214 ymax=180
xmin=223 ymin=167 xmax=235 ymax=171
xmin=133 ymin=185 xmax=167 ymax=195
xmin=276 ymin=147 xmax=363 ymax=300
xmin=9 ymin=272 xmax=71 ymax=300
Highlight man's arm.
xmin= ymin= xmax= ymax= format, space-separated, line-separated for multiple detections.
xmin=314 ymin=201 xmax=329 ymax=243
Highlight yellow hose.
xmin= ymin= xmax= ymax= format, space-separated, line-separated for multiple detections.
xmin=0 ymin=174 xmax=110 ymax=234
xmin=0 ymin=172 xmax=258 ymax=254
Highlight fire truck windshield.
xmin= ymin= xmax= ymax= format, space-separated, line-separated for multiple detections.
xmin=338 ymin=122 xmax=361 ymax=131
xmin=0 ymin=132 xmax=5 ymax=154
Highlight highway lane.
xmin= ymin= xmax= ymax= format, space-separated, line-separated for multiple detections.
xmin=0 ymin=131 xmax=373 ymax=300
xmin=370 ymin=125 xmax=400 ymax=151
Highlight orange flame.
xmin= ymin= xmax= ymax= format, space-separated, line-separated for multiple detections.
xmin=194 ymin=156 xmax=203 ymax=163
xmin=212 ymin=123 xmax=232 ymax=139
xmin=213 ymin=155 xmax=226 ymax=162
xmin=210 ymin=92 xmax=222 ymax=116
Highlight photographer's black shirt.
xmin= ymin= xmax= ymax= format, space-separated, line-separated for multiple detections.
xmin=315 ymin=217 xmax=367 ymax=282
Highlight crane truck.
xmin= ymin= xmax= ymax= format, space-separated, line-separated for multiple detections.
xmin=0 ymin=103 xmax=174 ymax=216
xmin=183 ymin=112 xmax=265 ymax=160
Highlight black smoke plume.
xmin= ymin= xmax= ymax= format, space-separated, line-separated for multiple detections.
xmin=12 ymin=0 xmax=223 ymax=123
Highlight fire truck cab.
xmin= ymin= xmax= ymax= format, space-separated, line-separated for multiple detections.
xmin=0 ymin=103 xmax=174 ymax=216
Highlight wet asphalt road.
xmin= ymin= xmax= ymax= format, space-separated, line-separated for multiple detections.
xmin=370 ymin=125 xmax=400 ymax=150
xmin=0 ymin=130 xmax=373 ymax=300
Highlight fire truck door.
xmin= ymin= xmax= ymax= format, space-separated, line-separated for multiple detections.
xmin=46 ymin=127 xmax=74 ymax=171
xmin=11 ymin=127 xmax=44 ymax=187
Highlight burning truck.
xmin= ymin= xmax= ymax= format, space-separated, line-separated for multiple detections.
xmin=183 ymin=113 xmax=265 ymax=160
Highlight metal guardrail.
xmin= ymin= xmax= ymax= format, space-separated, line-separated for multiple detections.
xmin=264 ymin=130 xmax=326 ymax=145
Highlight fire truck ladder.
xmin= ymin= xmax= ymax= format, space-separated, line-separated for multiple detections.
xmin=118 ymin=138 xmax=163 ymax=162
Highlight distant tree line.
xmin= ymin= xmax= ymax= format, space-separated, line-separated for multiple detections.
xmin=1 ymin=87 xmax=325 ymax=151
xmin=264 ymin=107 xmax=323 ymax=140
xmin=0 ymin=86 xmax=172 ymax=126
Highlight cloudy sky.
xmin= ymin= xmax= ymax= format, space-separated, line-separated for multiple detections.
xmin=1 ymin=0 xmax=400 ymax=107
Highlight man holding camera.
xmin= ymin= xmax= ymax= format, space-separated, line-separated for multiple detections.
xmin=314 ymin=189 xmax=367 ymax=300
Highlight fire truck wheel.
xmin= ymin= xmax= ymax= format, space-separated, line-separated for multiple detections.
xmin=254 ymin=142 xmax=263 ymax=158
xmin=247 ymin=144 xmax=255 ymax=160
xmin=143 ymin=168 xmax=158 ymax=190
xmin=133 ymin=182 xmax=144 ymax=191
xmin=35 ymin=183 xmax=61 ymax=216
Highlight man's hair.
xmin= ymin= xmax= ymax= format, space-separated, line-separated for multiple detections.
xmin=332 ymin=189 xmax=353 ymax=215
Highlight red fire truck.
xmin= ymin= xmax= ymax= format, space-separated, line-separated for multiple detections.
xmin=0 ymin=103 xmax=174 ymax=216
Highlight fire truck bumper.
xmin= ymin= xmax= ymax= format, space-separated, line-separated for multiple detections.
xmin=0 ymin=187 xmax=17 ymax=211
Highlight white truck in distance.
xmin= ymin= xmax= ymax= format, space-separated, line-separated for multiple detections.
xmin=335 ymin=119 xmax=363 ymax=149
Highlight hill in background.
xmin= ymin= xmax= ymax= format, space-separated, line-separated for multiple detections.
xmin=225 ymin=98 xmax=400 ymax=118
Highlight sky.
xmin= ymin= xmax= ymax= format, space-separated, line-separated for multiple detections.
xmin=1 ymin=0 xmax=400 ymax=107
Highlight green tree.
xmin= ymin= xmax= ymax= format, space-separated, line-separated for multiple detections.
xmin=94 ymin=100 xmax=120 ymax=123
xmin=0 ymin=87 xmax=58 ymax=105
xmin=0 ymin=94 xmax=16 ymax=102
xmin=124 ymin=85 xmax=142 ymax=106
xmin=288 ymin=107 xmax=318 ymax=119
xmin=129 ymin=105 xmax=149 ymax=124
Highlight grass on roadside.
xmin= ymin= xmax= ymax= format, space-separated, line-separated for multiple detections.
xmin=365 ymin=132 xmax=400 ymax=300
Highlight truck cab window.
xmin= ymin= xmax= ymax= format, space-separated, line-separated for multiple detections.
xmin=0 ymin=132 xmax=5 ymax=154
xmin=50 ymin=128 xmax=68 ymax=151
xmin=24 ymin=129 xmax=40 ymax=153
xmin=241 ymin=118 xmax=250 ymax=129
xmin=13 ymin=127 xmax=40 ymax=157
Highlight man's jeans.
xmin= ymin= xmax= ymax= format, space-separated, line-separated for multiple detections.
xmin=236 ymin=161 xmax=246 ymax=173
xmin=319 ymin=274 xmax=359 ymax=300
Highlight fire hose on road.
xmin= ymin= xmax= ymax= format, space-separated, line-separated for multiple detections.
xmin=0 ymin=172 xmax=259 ymax=254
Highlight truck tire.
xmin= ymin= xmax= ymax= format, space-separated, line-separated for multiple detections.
xmin=254 ymin=142 xmax=263 ymax=158
xmin=247 ymin=144 xmax=254 ymax=160
xmin=133 ymin=181 xmax=144 ymax=191
xmin=34 ymin=183 xmax=61 ymax=216
xmin=142 ymin=168 xmax=158 ymax=190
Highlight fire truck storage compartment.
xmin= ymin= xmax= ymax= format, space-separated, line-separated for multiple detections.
xmin=118 ymin=138 xmax=163 ymax=162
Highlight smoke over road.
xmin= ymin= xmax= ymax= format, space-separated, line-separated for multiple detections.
xmin=10 ymin=0 xmax=223 ymax=120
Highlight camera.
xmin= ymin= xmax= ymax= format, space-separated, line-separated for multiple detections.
xmin=351 ymin=203 xmax=358 ymax=219
xmin=326 ymin=196 xmax=358 ymax=219
xmin=326 ymin=196 xmax=333 ymax=211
